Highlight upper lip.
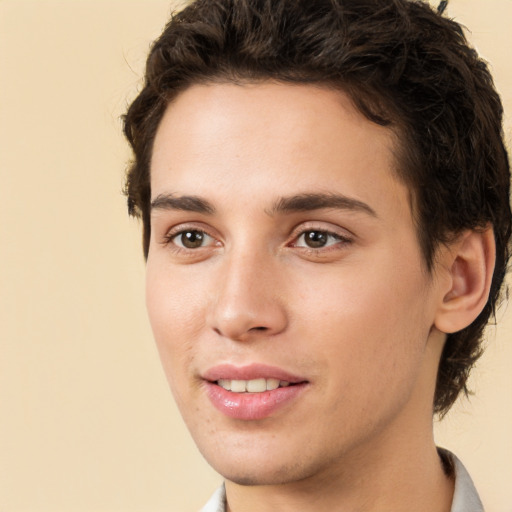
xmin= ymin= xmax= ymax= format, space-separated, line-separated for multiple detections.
xmin=202 ymin=363 xmax=307 ymax=383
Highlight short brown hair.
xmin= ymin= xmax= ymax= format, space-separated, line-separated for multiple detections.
xmin=123 ymin=0 xmax=511 ymax=415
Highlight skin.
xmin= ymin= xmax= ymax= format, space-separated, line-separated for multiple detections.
xmin=146 ymin=82 xmax=467 ymax=511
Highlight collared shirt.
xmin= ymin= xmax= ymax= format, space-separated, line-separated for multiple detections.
xmin=448 ymin=452 xmax=485 ymax=512
xmin=199 ymin=451 xmax=484 ymax=512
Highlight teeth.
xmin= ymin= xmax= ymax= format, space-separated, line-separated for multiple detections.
xmin=231 ymin=380 xmax=246 ymax=393
xmin=246 ymin=378 xmax=267 ymax=392
xmin=217 ymin=378 xmax=291 ymax=393
xmin=266 ymin=378 xmax=280 ymax=391
xmin=217 ymin=379 xmax=231 ymax=391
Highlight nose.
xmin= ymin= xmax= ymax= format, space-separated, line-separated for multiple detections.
xmin=207 ymin=249 xmax=288 ymax=342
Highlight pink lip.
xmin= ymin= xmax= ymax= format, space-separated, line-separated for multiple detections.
xmin=202 ymin=363 xmax=305 ymax=383
xmin=202 ymin=364 xmax=309 ymax=421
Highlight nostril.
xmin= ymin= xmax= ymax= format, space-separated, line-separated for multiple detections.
xmin=250 ymin=326 xmax=268 ymax=331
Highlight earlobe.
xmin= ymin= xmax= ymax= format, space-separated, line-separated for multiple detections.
xmin=434 ymin=227 xmax=496 ymax=334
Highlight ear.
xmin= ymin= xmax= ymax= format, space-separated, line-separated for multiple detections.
xmin=434 ymin=227 xmax=496 ymax=334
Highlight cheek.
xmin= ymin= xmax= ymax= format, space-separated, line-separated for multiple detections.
xmin=307 ymin=284 xmax=430 ymax=434
xmin=145 ymin=262 xmax=206 ymax=391
xmin=146 ymin=257 xmax=206 ymax=333
xmin=297 ymin=259 xmax=426 ymax=330
xmin=293 ymin=255 xmax=431 ymax=384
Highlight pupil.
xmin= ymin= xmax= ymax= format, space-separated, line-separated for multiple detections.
xmin=182 ymin=231 xmax=204 ymax=248
xmin=305 ymin=231 xmax=327 ymax=248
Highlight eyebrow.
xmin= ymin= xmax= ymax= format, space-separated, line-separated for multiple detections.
xmin=150 ymin=192 xmax=377 ymax=218
xmin=150 ymin=194 xmax=216 ymax=214
xmin=269 ymin=193 xmax=377 ymax=217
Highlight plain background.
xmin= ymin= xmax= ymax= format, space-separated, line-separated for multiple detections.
xmin=0 ymin=0 xmax=511 ymax=510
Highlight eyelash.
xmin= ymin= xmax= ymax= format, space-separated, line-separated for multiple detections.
xmin=290 ymin=229 xmax=352 ymax=252
xmin=161 ymin=225 xmax=353 ymax=256
xmin=162 ymin=226 xmax=217 ymax=252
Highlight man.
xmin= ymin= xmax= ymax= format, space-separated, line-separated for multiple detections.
xmin=123 ymin=0 xmax=511 ymax=510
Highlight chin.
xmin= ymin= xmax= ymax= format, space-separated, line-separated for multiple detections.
xmin=198 ymin=436 xmax=329 ymax=487
xmin=212 ymin=460 xmax=310 ymax=487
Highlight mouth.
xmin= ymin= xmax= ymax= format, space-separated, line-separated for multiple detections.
xmin=202 ymin=364 xmax=309 ymax=420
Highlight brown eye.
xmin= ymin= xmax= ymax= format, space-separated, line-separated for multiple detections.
xmin=294 ymin=229 xmax=348 ymax=250
xmin=174 ymin=230 xmax=211 ymax=249
xmin=303 ymin=230 xmax=329 ymax=248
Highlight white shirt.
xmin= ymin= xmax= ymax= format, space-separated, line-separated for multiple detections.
xmin=200 ymin=451 xmax=484 ymax=512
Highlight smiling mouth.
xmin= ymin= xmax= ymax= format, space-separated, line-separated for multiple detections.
xmin=205 ymin=372 xmax=309 ymax=419
xmin=215 ymin=378 xmax=293 ymax=393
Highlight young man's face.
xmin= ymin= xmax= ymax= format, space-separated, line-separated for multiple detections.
xmin=147 ymin=83 xmax=447 ymax=485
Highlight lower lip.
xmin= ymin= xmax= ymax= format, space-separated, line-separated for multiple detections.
xmin=204 ymin=382 xmax=308 ymax=420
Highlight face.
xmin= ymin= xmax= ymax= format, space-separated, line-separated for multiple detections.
xmin=147 ymin=83 xmax=446 ymax=486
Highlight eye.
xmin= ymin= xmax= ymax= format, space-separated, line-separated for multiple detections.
xmin=294 ymin=229 xmax=347 ymax=249
xmin=170 ymin=229 xmax=215 ymax=249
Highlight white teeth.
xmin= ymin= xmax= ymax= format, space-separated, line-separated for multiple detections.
xmin=246 ymin=378 xmax=267 ymax=392
xmin=216 ymin=378 xmax=291 ymax=393
xmin=217 ymin=379 xmax=231 ymax=391
xmin=230 ymin=380 xmax=247 ymax=393
xmin=266 ymin=378 xmax=280 ymax=391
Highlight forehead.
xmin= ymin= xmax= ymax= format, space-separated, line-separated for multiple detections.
xmin=150 ymin=82 xmax=410 ymax=223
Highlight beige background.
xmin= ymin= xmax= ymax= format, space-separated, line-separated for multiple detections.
xmin=0 ymin=1 xmax=511 ymax=511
